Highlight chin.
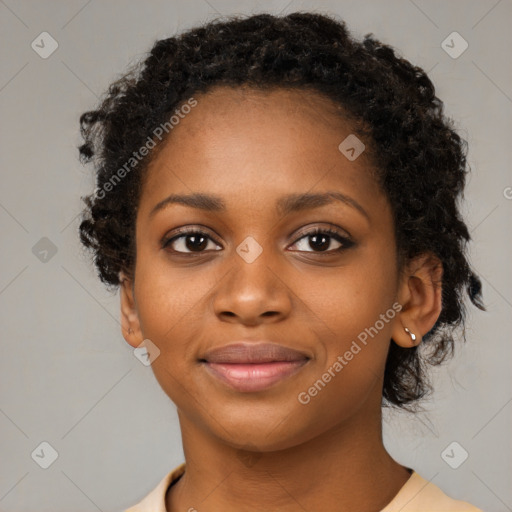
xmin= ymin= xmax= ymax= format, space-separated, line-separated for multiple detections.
xmin=204 ymin=405 xmax=328 ymax=453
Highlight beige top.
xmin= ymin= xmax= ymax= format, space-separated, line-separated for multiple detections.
xmin=124 ymin=463 xmax=483 ymax=512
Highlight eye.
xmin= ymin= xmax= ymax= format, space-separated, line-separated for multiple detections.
xmin=161 ymin=225 xmax=354 ymax=256
xmin=162 ymin=228 xmax=222 ymax=254
xmin=289 ymin=227 xmax=354 ymax=254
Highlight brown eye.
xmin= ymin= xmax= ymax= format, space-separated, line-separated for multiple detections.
xmin=162 ymin=229 xmax=221 ymax=253
xmin=290 ymin=228 xmax=354 ymax=253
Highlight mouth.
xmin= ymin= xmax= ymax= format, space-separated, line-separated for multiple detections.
xmin=199 ymin=342 xmax=310 ymax=392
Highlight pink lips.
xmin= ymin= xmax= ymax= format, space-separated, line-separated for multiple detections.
xmin=201 ymin=342 xmax=309 ymax=392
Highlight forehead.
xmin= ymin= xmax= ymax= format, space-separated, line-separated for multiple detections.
xmin=140 ymin=85 xmax=385 ymax=217
xmin=185 ymin=85 xmax=348 ymax=125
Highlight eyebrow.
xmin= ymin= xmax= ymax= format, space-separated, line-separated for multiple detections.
xmin=149 ymin=191 xmax=370 ymax=222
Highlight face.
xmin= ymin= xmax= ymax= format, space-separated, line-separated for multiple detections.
xmin=123 ymin=86 xmax=403 ymax=451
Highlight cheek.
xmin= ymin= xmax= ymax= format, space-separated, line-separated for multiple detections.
xmin=133 ymin=263 xmax=205 ymax=404
xmin=299 ymin=247 xmax=397 ymax=340
xmin=293 ymin=268 xmax=397 ymax=425
xmin=132 ymin=258 xmax=202 ymax=370
xmin=297 ymin=245 xmax=398 ymax=392
xmin=134 ymin=247 xmax=214 ymax=327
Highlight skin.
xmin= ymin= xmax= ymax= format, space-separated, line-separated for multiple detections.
xmin=120 ymin=86 xmax=442 ymax=511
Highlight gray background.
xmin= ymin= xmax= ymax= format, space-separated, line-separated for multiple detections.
xmin=0 ymin=0 xmax=511 ymax=511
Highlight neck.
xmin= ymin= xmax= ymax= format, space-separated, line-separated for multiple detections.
xmin=166 ymin=400 xmax=410 ymax=512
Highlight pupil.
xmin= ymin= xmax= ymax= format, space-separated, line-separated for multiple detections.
xmin=310 ymin=234 xmax=329 ymax=251
xmin=186 ymin=235 xmax=207 ymax=251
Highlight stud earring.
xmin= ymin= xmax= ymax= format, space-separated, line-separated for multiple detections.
xmin=128 ymin=328 xmax=133 ymax=335
xmin=404 ymin=327 xmax=416 ymax=343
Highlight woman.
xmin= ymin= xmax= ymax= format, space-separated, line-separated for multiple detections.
xmin=78 ymin=12 xmax=485 ymax=511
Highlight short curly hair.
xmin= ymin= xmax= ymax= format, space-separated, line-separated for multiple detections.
xmin=78 ymin=12 xmax=485 ymax=409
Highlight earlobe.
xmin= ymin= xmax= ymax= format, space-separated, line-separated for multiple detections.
xmin=392 ymin=324 xmax=422 ymax=349
xmin=119 ymin=271 xmax=143 ymax=348
xmin=392 ymin=253 xmax=443 ymax=348
xmin=403 ymin=326 xmax=421 ymax=346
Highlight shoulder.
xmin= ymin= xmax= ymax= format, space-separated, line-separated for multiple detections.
xmin=121 ymin=465 xmax=483 ymax=512
xmin=123 ymin=462 xmax=186 ymax=512
xmin=381 ymin=472 xmax=483 ymax=512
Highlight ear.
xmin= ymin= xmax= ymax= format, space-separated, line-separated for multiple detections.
xmin=119 ymin=271 xmax=143 ymax=348
xmin=392 ymin=253 xmax=443 ymax=348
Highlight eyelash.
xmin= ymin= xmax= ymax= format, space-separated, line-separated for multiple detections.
xmin=161 ymin=226 xmax=355 ymax=255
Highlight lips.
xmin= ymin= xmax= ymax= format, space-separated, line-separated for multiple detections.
xmin=200 ymin=342 xmax=310 ymax=392
xmin=201 ymin=342 xmax=310 ymax=364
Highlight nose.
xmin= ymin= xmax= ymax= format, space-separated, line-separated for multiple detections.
xmin=212 ymin=251 xmax=292 ymax=326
